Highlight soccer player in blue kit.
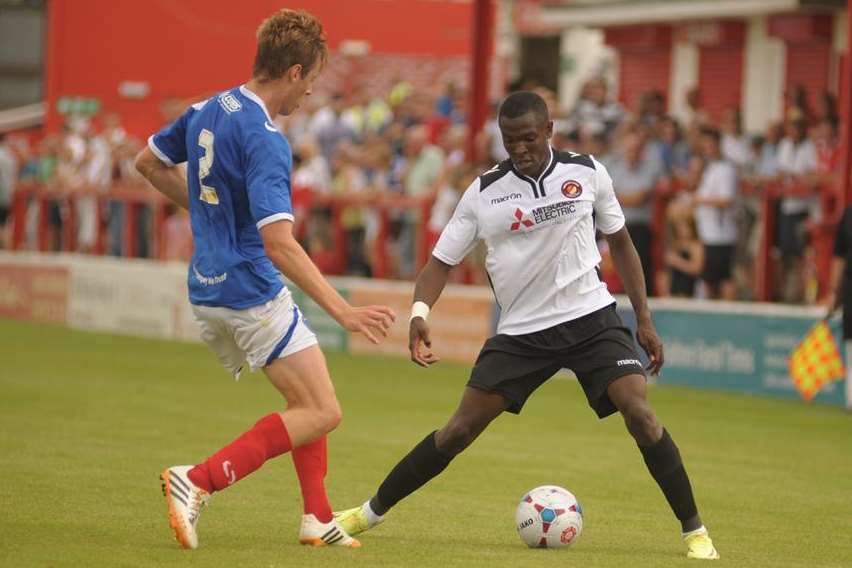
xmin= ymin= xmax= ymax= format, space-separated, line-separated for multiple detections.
xmin=135 ymin=9 xmax=394 ymax=550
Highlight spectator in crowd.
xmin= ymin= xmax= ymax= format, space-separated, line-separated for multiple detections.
xmin=657 ymin=115 xmax=691 ymax=178
xmin=437 ymin=124 xmax=467 ymax=170
xmin=315 ymin=93 xmax=357 ymax=165
xmin=0 ymin=132 xmax=17 ymax=248
xmin=660 ymin=205 xmax=704 ymax=298
xmin=752 ymin=122 xmax=784 ymax=181
xmin=568 ymin=77 xmax=624 ymax=141
xmin=683 ymin=87 xmax=711 ymax=130
xmin=776 ymin=117 xmax=818 ymax=303
xmin=79 ymin=119 xmax=113 ymax=253
xmin=426 ymin=164 xmax=476 ymax=252
xmin=293 ymin=138 xmax=332 ymax=195
xmin=692 ymin=127 xmax=739 ymax=300
xmin=815 ymin=91 xmax=839 ymax=127
xmin=581 ymin=130 xmax=611 ymax=163
xmin=435 ymin=82 xmax=459 ymax=122
xmin=397 ymin=125 xmax=444 ymax=277
xmin=637 ymin=89 xmax=666 ymax=129
xmin=332 ymin=144 xmax=373 ymax=276
xmin=6 ymin=63 xmax=842 ymax=302
xmin=163 ymin=203 xmax=192 ymax=261
xmin=786 ymin=84 xmax=813 ymax=124
xmin=720 ymin=107 xmax=752 ymax=169
xmin=812 ymin=119 xmax=840 ymax=185
xmin=607 ymin=130 xmax=660 ymax=295
xmin=481 ymin=103 xmax=510 ymax=164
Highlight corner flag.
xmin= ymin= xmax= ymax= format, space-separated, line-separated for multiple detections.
xmin=788 ymin=320 xmax=845 ymax=402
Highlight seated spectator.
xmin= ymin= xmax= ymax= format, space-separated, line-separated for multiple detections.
xmin=692 ymin=128 xmax=739 ymax=300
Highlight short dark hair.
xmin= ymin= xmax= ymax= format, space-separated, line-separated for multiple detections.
xmin=699 ymin=126 xmax=721 ymax=144
xmin=498 ymin=91 xmax=549 ymax=122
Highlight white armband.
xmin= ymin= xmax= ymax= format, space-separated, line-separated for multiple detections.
xmin=410 ymin=301 xmax=430 ymax=322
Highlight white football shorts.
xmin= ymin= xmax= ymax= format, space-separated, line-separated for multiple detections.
xmin=192 ymin=288 xmax=318 ymax=379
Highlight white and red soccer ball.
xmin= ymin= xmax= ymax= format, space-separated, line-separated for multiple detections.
xmin=515 ymin=485 xmax=583 ymax=549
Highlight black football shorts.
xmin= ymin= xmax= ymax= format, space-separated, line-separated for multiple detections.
xmin=468 ymin=303 xmax=646 ymax=418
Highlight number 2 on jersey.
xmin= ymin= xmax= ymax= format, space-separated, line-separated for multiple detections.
xmin=198 ymin=129 xmax=219 ymax=205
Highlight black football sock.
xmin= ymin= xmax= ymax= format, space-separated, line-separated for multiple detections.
xmin=370 ymin=431 xmax=454 ymax=516
xmin=638 ymin=428 xmax=702 ymax=533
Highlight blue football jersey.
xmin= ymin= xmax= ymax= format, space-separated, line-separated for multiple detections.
xmin=149 ymin=85 xmax=293 ymax=309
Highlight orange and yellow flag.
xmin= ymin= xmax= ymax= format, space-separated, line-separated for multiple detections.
xmin=788 ymin=320 xmax=845 ymax=402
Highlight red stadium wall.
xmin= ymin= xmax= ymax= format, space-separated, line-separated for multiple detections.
xmin=604 ymin=25 xmax=672 ymax=110
xmin=45 ymin=0 xmax=473 ymax=136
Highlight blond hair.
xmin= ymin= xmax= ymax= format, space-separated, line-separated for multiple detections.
xmin=253 ymin=9 xmax=328 ymax=82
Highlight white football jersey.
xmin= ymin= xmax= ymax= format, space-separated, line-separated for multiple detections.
xmin=433 ymin=149 xmax=625 ymax=335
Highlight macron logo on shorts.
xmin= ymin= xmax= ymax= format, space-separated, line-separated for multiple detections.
xmin=617 ymin=358 xmax=642 ymax=367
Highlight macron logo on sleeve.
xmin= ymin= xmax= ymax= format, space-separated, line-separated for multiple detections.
xmin=218 ymin=93 xmax=242 ymax=114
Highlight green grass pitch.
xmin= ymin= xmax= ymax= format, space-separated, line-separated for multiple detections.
xmin=1 ymin=319 xmax=850 ymax=567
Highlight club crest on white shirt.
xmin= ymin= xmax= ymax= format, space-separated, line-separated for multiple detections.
xmin=561 ymin=180 xmax=583 ymax=199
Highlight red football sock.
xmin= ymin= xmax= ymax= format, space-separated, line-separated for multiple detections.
xmin=188 ymin=413 xmax=292 ymax=493
xmin=291 ymin=436 xmax=332 ymax=523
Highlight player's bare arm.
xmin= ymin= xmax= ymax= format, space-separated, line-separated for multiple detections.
xmin=260 ymin=220 xmax=395 ymax=344
xmin=134 ymin=147 xmax=190 ymax=209
xmin=408 ymin=256 xmax=452 ymax=367
xmin=605 ymin=226 xmax=664 ymax=375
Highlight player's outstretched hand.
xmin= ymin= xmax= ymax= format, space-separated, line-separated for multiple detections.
xmin=341 ymin=305 xmax=396 ymax=344
xmin=409 ymin=317 xmax=440 ymax=368
xmin=636 ymin=317 xmax=664 ymax=376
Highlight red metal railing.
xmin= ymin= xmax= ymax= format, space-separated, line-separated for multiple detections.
xmin=10 ymin=182 xmax=171 ymax=257
xmin=11 ymin=183 xmax=436 ymax=279
xmin=648 ymin=178 xmax=839 ymax=303
xmin=11 ymin=180 xmax=838 ymax=296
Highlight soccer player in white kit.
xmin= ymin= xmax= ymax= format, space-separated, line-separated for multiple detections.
xmin=134 ymin=9 xmax=394 ymax=550
xmin=336 ymin=92 xmax=719 ymax=560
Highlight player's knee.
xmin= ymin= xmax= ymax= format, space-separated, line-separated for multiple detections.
xmin=318 ymin=399 xmax=343 ymax=433
xmin=623 ymin=403 xmax=660 ymax=444
xmin=437 ymin=420 xmax=477 ymax=456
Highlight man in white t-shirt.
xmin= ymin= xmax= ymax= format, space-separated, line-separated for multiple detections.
xmin=336 ymin=92 xmax=719 ymax=560
xmin=693 ymin=128 xmax=739 ymax=300
xmin=776 ymin=118 xmax=818 ymax=302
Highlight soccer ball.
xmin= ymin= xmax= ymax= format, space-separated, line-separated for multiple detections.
xmin=515 ymin=485 xmax=583 ymax=549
